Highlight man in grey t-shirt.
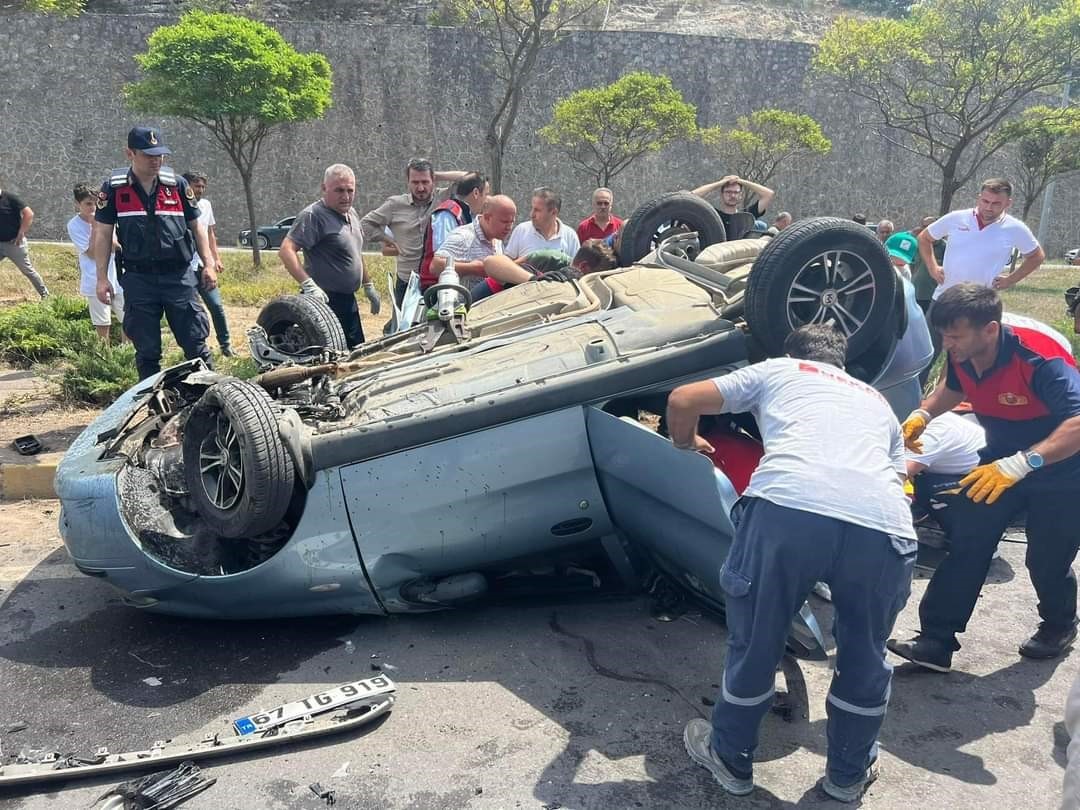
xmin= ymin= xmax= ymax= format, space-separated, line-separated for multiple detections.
xmin=279 ymin=164 xmax=380 ymax=348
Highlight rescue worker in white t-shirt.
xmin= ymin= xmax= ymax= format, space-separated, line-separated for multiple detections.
xmin=667 ymin=323 xmax=916 ymax=803
xmin=918 ymin=178 xmax=1045 ymax=381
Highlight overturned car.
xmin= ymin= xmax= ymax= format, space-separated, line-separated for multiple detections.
xmin=56 ymin=199 xmax=933 ymax=660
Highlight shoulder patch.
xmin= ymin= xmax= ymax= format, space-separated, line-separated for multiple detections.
xmin=96 ymin=190 xmax=108 ymax=210
xmin=184 ymin=185 xmax=195 ymax=202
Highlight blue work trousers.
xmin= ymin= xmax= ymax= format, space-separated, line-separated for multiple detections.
xmin=711 ymin=497 xmax=915 ymax=787
xmin=916 ymin=477 xmax=1080 ymax=649
xmin=120 ymin=267 xmax=211 ymax=380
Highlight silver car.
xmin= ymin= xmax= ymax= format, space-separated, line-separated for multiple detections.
xmin=56 ymin=208 xmax=932 ymax=660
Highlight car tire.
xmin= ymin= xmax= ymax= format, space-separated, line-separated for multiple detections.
xmin=618 ymin=191 xmax=727 ymax=266
xmin=256 ymin=295 xmax=348 ymax=355
xmin=744 ymin=217 xmax=897 ymax=358
xmin=182 ymin=379 xmax=295 ymax=539
xmin=257 ymin=234 xmax=271 ymax=250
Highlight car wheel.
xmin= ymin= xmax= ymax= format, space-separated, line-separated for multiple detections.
xmin=257 ymin=234 xmax=271 ymax=250
xmin=744 ymin=217 xmax=897 ymax=358
xmin=182 ymin=379 xmax=295 ymax=538
xmin=256 ymin=295 xmax=348 ymax=355
xmin=618 ymin=191 xmax=727 ymax=266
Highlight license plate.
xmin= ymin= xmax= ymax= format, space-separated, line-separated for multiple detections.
xmin=233 ymin=676 xmax=396 ymax=736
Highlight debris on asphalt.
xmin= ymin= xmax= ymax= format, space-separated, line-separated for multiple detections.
xmin=96 ymin=760 xmax=215 ymax=809
xmin=12 ymin=434 xmax=42 ymax=456
xmin=701 ymin=696 xmax=715 ymax=707
xmin=4 ymin=722 xmax=27 ymax=734
xmin=371 ymin=662 xmax=382 ymax=672
xmin=344 ymin=641 xmax=355 ymax=653
xmin=771 ymin=691 xmax=794 ymax=722
xmin=142 ymin=677 xmax=163 ymax=687
xmin=129 ymin=651 xmax=167 ymax=669
xmin=309 ymin=781 xmax=337 ymax=805
xmin=331 ymin=761 xmax=350 ymax=778
xmin=0 ymin=688 xmax=396 ymax=789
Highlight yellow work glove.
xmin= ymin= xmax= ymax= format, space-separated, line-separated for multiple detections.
xmin=959 ymin=452 xmax=1032 ymax=504
xmin=901 ymin=408 xmax=931 ymax=453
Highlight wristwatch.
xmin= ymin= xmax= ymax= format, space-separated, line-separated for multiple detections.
xmin=1024 ymin=450 xmax=1045 ymax=470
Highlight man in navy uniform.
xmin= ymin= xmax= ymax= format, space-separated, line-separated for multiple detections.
xmin=92 ymin=126 xmax=214 ymax=380
xmin=891 ymin=284 xmax=1080 ymax=671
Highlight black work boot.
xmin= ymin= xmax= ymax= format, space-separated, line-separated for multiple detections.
xmin=1019 ymin=623 xmax=1078 ymax=659
xmin=886 ymin=636 xmax=953 ymax=672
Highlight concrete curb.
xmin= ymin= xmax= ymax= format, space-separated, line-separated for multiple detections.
xmin=0 ymin=453 xmax=61 ymax=500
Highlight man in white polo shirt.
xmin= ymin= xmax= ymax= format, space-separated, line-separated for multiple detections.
xmin=917 ymin=178 xmax=1045 ymax=383
xmin=918 ymin=178 xmax=1044 ymax=295
xmin=504 ymin=187 xmax=579 ymax=260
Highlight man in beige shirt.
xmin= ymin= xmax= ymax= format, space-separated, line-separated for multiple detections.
xmin=360 ymin=158 xmax=466 ymax=306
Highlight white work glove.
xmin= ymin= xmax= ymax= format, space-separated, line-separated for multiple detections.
xmin=363 ymin=282 xmax=381 ymax=315
xmin=300 ymin=277 xmax=328 ymax=304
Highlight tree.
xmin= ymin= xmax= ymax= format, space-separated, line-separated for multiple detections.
xmin=699 ymin=109 xmax=831 ymax=184
xmin=125 ymin=11 xmax=332 ymax=265
xmin=538 ymin=72 xmax=698 ymax=187
xmin=431 ymin=0 xmax=603 ymax=192
xmin=812 ymin=0 xmax=1080 ymax=214
xmin=993 ymin=105 xmax=1080 ymax=218
xmin=24 ymin=0 xmax=83 ymax=14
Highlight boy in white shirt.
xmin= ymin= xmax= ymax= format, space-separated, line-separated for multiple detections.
xmin=67 ymin=183 xmax=124 ymax=341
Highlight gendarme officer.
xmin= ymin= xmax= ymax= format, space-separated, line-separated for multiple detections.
xmin=92 ymin=126 xmax=214 ymax=380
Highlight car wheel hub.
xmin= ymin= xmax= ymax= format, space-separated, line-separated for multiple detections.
xmin=786 ymin=249 xmax=876 ymax=337
xmin=198 ymin=413 xmax=244 ymax=510
xmin=269 ymin=324 xmax=309 ymax=355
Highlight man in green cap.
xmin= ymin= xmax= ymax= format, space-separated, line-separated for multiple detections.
xmin=885 ymin=229 xmax=920 ymax=281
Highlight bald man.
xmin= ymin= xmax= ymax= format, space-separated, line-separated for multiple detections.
xmin=431 ymin=194 xmax=517 ymax=280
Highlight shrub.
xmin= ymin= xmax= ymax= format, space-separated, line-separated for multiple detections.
xmin=0 ymin=295 xmax=98 ymax=366
xmin=60 ymin=341 xmax=139 ymax=405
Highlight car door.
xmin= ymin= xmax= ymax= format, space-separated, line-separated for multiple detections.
xmin=584 ymin=407 xmax=827 ymax=659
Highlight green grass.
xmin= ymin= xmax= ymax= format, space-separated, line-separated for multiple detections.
xmin=0 ymin=243 xmax=395 ymax=303
xmin=1000 ymin=263 xmax=1079 ymax=358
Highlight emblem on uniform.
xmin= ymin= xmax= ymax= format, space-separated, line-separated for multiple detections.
xmin=998 ymin=392 xmax=1029 ymax=406
xmin=96 ymin=190 xmax=108 ymax=209
xmin=164 ymin=187 xmax=172 ymax=198
xmin=148 ymin=130 xmax=159 ymax=145
xmin=184 ymin=186 xmax=195 ymax=201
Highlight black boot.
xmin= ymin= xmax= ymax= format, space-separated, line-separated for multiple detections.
xmin=1019 ymin=623 xmax=1077 ymax=659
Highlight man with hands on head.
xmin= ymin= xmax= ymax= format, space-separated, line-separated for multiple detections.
xmin=692 ymin=174 xmax=775 ymax=241
xmin=891 ymin=284 xmax=1080 ymax=673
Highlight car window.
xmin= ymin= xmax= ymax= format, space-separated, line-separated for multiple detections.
xmin=277 ymin=217 xmax=296 ymax=228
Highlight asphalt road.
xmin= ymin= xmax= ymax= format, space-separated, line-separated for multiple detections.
xmin=0 ymin=501 xmax=1074 ymax=809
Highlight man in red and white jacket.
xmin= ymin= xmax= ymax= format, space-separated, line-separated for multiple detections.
xmin=890 ymin=283 xmax=1080 ymax=672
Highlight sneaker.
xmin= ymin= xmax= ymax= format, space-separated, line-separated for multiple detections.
xmin=886 ymin=636 xmax=953 ymax=672
xmin=821 ymin=760 xmax=880 ymax=803
xmin=220 ymin=345 xmax=235 ymax=358
xmin=682 ymin=718 xmax=753 ymax=796
xmin=1019 ymin=623 xmax=1078 ymax=659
